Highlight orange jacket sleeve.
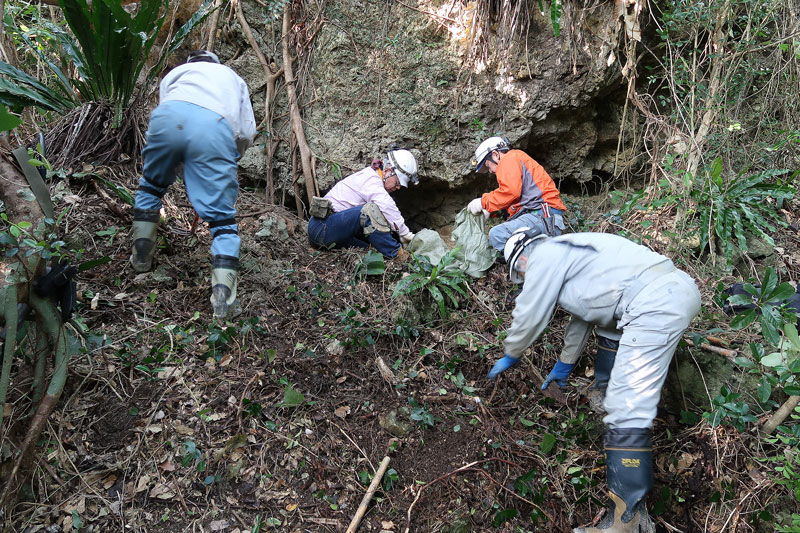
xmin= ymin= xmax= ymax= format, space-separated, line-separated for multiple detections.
xmin=480 ymin=152 xmax=523 ymax=213
xmin=481 ymin=151 xmax=565 ymax=214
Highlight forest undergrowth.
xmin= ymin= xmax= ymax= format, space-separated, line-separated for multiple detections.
xmin=3 ymin=165 xmax=799 ymax=532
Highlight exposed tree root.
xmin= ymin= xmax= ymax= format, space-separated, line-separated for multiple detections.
xmin=44 ymin=101 xmax=146 ymax=171
xmin=283 ymin=3 xmax=318 ymax=216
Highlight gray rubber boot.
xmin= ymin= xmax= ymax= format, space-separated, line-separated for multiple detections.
xmin=130 ymin=215 xmax=159 ymax=273
xmin=210 ymin=255 xmax=240 ymax=319
xmin=573 ymin=429 xmax=655 ymax=533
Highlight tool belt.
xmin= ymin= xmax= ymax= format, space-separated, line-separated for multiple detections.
xmin=310 ymin=196 xmax=333 ymax=219
xmin=508 ymin=204 xmax=563 ymax=235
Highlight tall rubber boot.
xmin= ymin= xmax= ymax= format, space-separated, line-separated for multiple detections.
xmin=574 ymin=428 xmax=655 ymax=533
xmin=210 ymin=255 xmax=240 ymax=319
xmin=587 ymin=336 xmax=619 ymax=412
xmin=130 ymin=209 xmax=159 ymax=273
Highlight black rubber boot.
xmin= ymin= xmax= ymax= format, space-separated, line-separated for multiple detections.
xmin=592 ymin=336 xmax=619 ymax=390
xmin=586 ymin=336 xmax=619 ymax=412
xmin=573 ymin=428 xmax=654 ymax=532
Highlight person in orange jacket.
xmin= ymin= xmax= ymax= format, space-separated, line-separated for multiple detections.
xmin=468 ymin=136 xmax=566 ymax=253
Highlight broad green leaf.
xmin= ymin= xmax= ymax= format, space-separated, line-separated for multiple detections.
xmin=493 ymin=508 xmax=518 ymax=527
xmin=760 ymin=305 xmax=783 ymax=346
xmin=550 ymin=0 xmax=562 ymax=36
xmin=709 ymin=157 xmax=723 ymax=182
xmin=761 ymin=268 xmax=778 ymax=298
xmin=428 ymin=285 xmax=446 ymax=317
xmin=784 ymin=385 xmax=800 ymax=395
xmin=280 ymin=386 xmax=305 ymax=407
xmin=540 ymin=432 xmax=556 ymax=454
xmin=760 ymin=352 xmax=783 ymax=367
xmin=729 ymin=309 xmax=757 ymax=330
xmin=0 ymin=103 xmax=21 ymax=132
xmin=78 ymin=256 xmax=112 ymax=271
xmin=767 ymin=282 xmax=796 ymax=303
xmin=757 ymin=381 xmax=771 ymax=403
xmin=742 ymin=284 xmax=760 ymax=297
xmin=785 ymin=323 xmax=800 ymax=351
xmin=727 ymin=294 xmax=753 ymax=307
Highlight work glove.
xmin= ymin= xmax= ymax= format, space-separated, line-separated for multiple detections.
xmin=481 ymin=208 xmax=491 ymax=220
xmin=487 ymin=354 xmax=521 ymax=380
xmin=400 ymin=232 xmax=415 ymax=245
xmin=467 ymin=197 xmax=484 ymax=216
xmin=541 ymin=361 xmax=576 ymax=390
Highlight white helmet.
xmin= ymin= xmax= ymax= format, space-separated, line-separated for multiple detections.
xmin=472 ymin=136 xmax=510 ymax=172
xmin=503 ymin=227 xmax=548 ymax=283
xmin=386 ymin=149 xmax=418 ymax=187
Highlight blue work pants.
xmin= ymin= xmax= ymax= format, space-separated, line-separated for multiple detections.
xmin=488 ymin=209 xmax=565 ymax=252
xmin=134 ymin=100 xmax=240 ymax=258
xmin=308 ymin=206 xmax=401 ymax=258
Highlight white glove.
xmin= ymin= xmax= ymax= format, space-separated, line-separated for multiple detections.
xmin=467 ymin=197 xmax=484 ymax=215
xmin=481 ymin=208 xmax=491 ymax=220
xmin=400 ymin=232 xmax=415 ymax=245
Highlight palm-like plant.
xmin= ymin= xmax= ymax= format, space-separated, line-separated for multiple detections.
xmin=691 ymin=158 xmax=795 ymax=268
xmin=0 ymin=0 xmax=213 ymax=167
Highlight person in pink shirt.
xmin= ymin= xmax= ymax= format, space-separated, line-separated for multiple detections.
xmin=308 ymin=149 xmax=418 ymax=258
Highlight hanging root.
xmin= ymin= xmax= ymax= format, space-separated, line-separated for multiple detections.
xmin=0 ymin=292 xmax=69 ymax=508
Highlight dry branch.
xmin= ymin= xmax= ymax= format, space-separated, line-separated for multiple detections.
xmin=762 ymin=395 xmax=800 ymax=435
xmin=206 ymin=0 xmax=224 ymax=51
xmin=234 ymin=1 xmax=283 ymax=204
xmin=684 ymin=337 xmax=738 ymax=360
xmin=346 ymin=455 xmax=391 ymax=533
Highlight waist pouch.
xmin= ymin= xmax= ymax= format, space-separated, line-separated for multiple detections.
xmin=310 ymin=196 xmax=333 ymax=219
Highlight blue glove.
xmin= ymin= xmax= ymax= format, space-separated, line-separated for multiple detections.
xmin=541 ymin=361 xmax=576 ymax=390
xmin=488 ymin=355 xmax=521 ymax=380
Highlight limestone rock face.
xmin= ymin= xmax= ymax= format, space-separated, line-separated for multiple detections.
xmin=233 ymin=1 xmax=636 ymax=223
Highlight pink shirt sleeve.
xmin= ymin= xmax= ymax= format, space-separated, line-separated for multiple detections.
xmin=359 ymin=174 xmax=411 ymax=236
xmin=325 ymin=168 xmax=411 ymax=236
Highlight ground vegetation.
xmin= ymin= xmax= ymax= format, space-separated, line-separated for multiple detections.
xmin=0 ymin=1 xmax=799 ymax=532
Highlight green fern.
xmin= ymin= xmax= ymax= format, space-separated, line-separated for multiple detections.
xmin=691 ymin=158 xmax=795 ymax=269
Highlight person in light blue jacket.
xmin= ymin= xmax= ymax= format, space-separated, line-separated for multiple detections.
xmin=130 ymin=50 xmax=256 ymax=319
xmin=489 ymin=229 xmax=701 ymax=533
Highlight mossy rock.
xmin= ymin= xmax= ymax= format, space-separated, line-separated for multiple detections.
xmin=662 ymin=346 xmax=761 ymax=415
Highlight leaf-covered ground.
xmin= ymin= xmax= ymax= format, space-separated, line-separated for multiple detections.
xmin=5 ymin=169 xmax=800 ymax=533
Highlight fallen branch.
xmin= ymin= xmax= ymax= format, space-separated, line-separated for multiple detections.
xmin=91 ymin=179 xmax=130 ymax=222
xmin=684 ymin=337 xmax=737 ymax=360
xmin=761 ymin=395 xmax=800 ymax=435
xmin=706 ymin=335 xmax=730 ymax=348
xmin=205 ymin=0 xmax=224 ymax=51
xmin=376 ymin=356 xmax=396 ymax=385
xmin=234 ymin=0 xmax=284 ymax=202
xmin=346 ymin=455 xmax=390 ymax=533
